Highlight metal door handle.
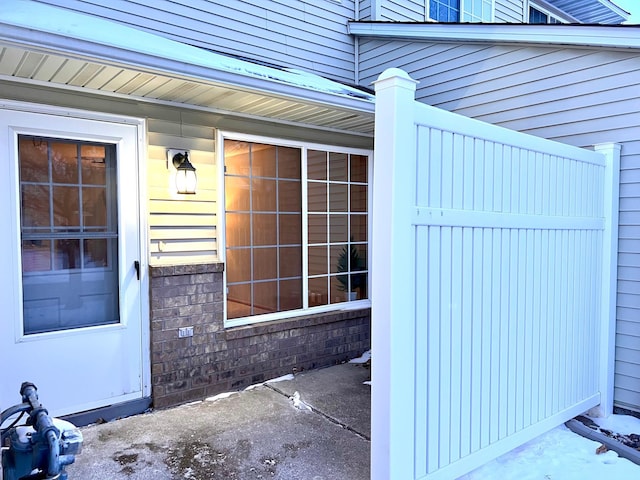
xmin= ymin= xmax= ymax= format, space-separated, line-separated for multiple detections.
xmin=134 ymin=260 xmax=140 ymax=280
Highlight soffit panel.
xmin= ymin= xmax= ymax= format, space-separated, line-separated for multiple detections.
xmin=0 ymin=45 xmax=374 ymax=137
xmin=544 ymin=0 xmax=628 ymax=24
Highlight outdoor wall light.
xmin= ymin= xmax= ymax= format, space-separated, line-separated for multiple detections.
xmin=168 ymin=150 xmax=197 ymax=194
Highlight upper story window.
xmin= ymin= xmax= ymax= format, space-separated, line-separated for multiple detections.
xmin=529 ymin=5 xmax=563 ymax=23
xmin=429 ymin=0 xmax=493 ymax=22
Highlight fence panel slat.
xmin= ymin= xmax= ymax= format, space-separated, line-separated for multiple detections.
xmin=372 ymin=69 xmax=617 ymax=480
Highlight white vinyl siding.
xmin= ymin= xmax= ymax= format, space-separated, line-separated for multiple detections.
xmin=359 ymin=0 xmax=373 ymax=20
xmin=495 ymin=0 xmax=524 ymax=21
xmin=380 ymin=0 xmax=426 ymax=20
xmin=31 ymin=0 xmax=357 ymax=84
xmin=358 ymin=39 xmax=640 ymax=411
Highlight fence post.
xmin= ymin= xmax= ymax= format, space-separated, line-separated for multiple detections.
xmin=593 ymin=142 xmax=621 ymax=417
xmin=371 ymin=68 xmax=419 ymax=480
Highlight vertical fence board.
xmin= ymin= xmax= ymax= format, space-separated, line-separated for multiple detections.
xmin=373 ymin=69 xmax=616 ymax=480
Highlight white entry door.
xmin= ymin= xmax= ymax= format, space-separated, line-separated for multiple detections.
xmin=0 ymin=107 xmax=147 ymax=417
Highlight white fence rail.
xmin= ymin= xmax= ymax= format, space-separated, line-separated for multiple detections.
xmin=371 ymin=69 xmax=620 ymax=480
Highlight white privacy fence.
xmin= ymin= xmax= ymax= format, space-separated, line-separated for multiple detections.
xmin=370 ymin=69 xmax=620 ymax=480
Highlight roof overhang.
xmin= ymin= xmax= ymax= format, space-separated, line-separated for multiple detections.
xmin=0 ymin=0 xmax=375 ymax=137
xmin=348 ymin=22 xmax=640 ymax=50
xmin=544 ymin=0 xmax=630 ymax=24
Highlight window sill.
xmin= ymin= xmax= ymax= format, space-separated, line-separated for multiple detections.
xmin=223 ymin=304 xmax=371 ymax=340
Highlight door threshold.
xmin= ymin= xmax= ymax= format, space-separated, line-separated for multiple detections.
xmin=62 ymin=397 xmax=152 ymax=427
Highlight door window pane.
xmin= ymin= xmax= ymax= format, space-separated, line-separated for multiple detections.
xmin=19 ymin=138 xmax=49 ymax=182
xmin=22 ymin=240 xmax=51 ymax=273
xmin=19 ymin=136 xmax=120 ymax=334
xmin=53 ymin=186 xmax=80 ymax=227
xmin=53 ymin=239 xmax=81 ymax=270
xmin=51 ymin=142 xmax=79 ymax=184
xmin=21 ymin=185 xmax=51 ymax=228
xmin=83 ymin=187 xmax=107 ymax=228
xmin=81 ymin=145 xmax=107 ymax=185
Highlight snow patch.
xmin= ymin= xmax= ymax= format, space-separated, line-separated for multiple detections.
xmin=349 ymin=350 xmax=371 ymax=364
xmin=363 ymin=381 xmax=372 ymax=386
xmin=457 ymin=416 xmax=640 ymax=479
xmin=266 ymin=373 xmax=295 ymax=384
xmin=290 ymin=391 xmax=312 ymax=411
xmin=205 ymin=392 xmax=237 ymax=402
xmin=590 ymin=414 xmax=640 ymax=435
xmin=243 ymin=373 xmax=295 ymax=391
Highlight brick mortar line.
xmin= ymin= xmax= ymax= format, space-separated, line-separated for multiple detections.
xmin=264 ymin=383 xmax=371 ymax=442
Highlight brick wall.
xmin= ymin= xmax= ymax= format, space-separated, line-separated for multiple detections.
xmin=150 ymin=263 xmax=371 ymax=409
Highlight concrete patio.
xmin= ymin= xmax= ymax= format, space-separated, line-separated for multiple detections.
xmin=66 ymin=361 xmax=371 ymax=479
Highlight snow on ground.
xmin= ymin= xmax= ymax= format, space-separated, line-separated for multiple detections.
xmin=349 ymin=350 xmax=371 ymax=364
xmin=458 ymin=415 xmax=640 ymax=480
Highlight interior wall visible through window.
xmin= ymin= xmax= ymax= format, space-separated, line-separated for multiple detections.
xmin=223 ymin=137 xmax=370 ymax=326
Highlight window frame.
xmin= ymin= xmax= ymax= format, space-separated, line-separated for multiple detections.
xmin=218 ymin=131 xmax=373 ymax=328
xmin=528 ymin=2 xmax=570 ymax=23
xmin=427 ymin=0 xmax=494 ymax=22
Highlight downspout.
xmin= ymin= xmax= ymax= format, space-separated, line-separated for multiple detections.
xmin=353 ymin=0 xmax=360 ymax=85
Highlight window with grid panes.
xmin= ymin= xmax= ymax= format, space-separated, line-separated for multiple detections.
xmin=224 ymin=138 xmax=370 ymax=324
xmin=429 ymin=0 xmax=492 ymax=22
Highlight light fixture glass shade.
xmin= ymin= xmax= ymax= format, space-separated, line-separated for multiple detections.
xmin=173 ymin=152 xmax=197 ymax=194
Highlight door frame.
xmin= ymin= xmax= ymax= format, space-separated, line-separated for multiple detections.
xmin=0 ymin=99 xmax=151 ymax=406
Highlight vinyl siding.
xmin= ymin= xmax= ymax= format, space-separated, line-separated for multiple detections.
xmin=495 ymin=0 xmax=524 ymax=21
xmin=379 ymin=0 xmax=425 ymax=21
xmin=32 ymin=0 xmax=357 ymax=84
xmin=358 ymin=39 xmax=640 ymax=411
xmin=2 ymin=81 xmax=372 ymax=266
xmin=359 ymin=0 xmax=372 ymax=20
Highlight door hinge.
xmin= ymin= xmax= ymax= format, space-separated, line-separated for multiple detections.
xmin=134 ymin=260 xmax=140 ymax=280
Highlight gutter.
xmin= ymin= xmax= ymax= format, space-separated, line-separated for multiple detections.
xmin=348 ymin=22 xmax=640 ymax=50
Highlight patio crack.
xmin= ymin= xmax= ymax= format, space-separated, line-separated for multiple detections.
xmin=264 ymin=383 xmax=371 ymax=442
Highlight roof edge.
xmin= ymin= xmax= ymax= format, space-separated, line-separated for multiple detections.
xmin=0 ymin=1 xmax=374 ymax=112
xmin=348 ymin=22 xmax=640 ymax=50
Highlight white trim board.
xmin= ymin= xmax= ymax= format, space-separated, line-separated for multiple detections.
xmin=348 ymin=22 xmax=640 ymax=50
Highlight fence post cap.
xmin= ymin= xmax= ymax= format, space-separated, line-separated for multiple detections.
xmin=372 ymin=68 xmax=419 ymax=92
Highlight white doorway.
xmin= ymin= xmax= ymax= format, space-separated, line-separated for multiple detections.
xmin=0 ymin=105 xmax=148 ymax=417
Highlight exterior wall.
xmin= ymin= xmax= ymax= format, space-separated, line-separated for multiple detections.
xmin=150 ymin=264 xmax=371 ymax=409
xmin=2 ymin=81 xmax=372 ymax=266
xmin=379 ymin=0 xmax=425 ymax=21
xmin=2 ymin=80 xmax=373 ymax=410
xmin=31 ymin=0 xmax=357 ymax=84
xmin=496 ymin=0 xmax=524 ymax=21
xmin=358 ymin=40 xmax=640 ymax=411
xmin=359 ymin=0 xmax=372 ymax=20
